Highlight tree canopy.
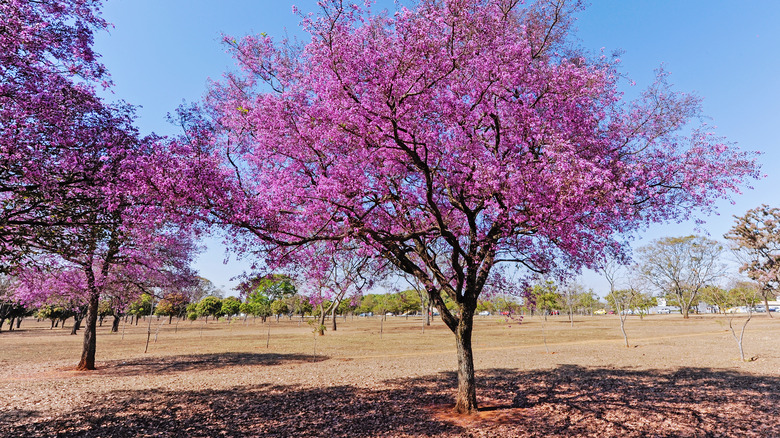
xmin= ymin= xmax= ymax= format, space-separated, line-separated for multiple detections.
xmin=153 ymin=0 xmax=759 ymax=413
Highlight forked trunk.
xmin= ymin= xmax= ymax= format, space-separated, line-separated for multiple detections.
xmin=77 ymin=290 xmax=100 ymax=370
xmin=679 ymin=291 xmax=692 ymax=319
xmin=453 ymin=306 xmax=477 ymax=414
xmin=317 ymin=311 xmax=326 ymax=336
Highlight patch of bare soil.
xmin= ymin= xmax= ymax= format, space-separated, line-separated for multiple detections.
xmin=1 ymin=315 xmax=778 ymax=437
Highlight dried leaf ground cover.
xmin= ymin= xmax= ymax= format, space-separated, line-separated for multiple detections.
xmin=1 ymin=315 xmax=778 ymax=437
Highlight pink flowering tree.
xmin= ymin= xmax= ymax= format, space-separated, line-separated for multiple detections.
xmin=2 ymin=1 xmax=199 ymax=370
xmin=158 ymin=0 xmax=759 ymax=412
xmin=13 ymin=223 xmax=198 ymax=369
xmin=1 ymin=0 xmax=112 ymax=263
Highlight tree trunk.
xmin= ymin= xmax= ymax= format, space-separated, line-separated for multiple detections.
xmin=568 ymin=303 xmax=574 ymax=327
xmin=76 ymin=289 xmax=100 ymax=370
xmin=111 ymin=315 xmax=120 ymax=333
xmin=317 ymin=307 xmax=326 ymax=336
xmin=71 ymin=316 xmax=83 ymax=335
xmin=763 ymin=295 xmax=773 ymax=318
xmin=0 ymin=318 xmax=5 ymax=332
xmin=619 ymin=314 xmax=629 ymax=348
xmin=8 ymin=317 xmax=15 ymax=331
xmin=679 ymin=293 xmax=690 ymax=319
xmin=330 ymin=305 xmax=338 ymax=332
xmin=453 ymin=306 xmax=478 ymax=414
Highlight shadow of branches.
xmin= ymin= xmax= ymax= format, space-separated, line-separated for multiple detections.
xmin=96 ymin=352 xmax=328 ymax=377
xmin=4 ymin=365 xmax=778 ymax=437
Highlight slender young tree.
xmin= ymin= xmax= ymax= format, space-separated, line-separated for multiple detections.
xmin=296 ymin=242 xmax=382 ymax=334
xmin=726 ymin=281 xmax=761 ymax=361
xmin=156 ymin=0 xmax=759 ymax=413
xmin=561 ymin=282 xmax=585 ymax=327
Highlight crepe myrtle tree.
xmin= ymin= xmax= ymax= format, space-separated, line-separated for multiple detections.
xmin=156 ymin=0 xmax=759 ymax=413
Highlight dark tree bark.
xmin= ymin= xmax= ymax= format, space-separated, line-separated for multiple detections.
xmin=454 ymin=306 xmax=477 ymax=414
xmin=77 ymin=269 xmax=101 ymax=370
xmin=426 ymin=284 xmax=479 ymax=414
xmin=70 ymin=316 xmax=83 ymax=335
xmin=111 ymin=315 xmax=120 ymax=333
xmin=330 ymin=304 xmax=339 ymax=332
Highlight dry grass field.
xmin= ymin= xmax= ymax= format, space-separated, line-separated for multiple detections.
xmin=1 ymin=313 xmax=778 ymax=437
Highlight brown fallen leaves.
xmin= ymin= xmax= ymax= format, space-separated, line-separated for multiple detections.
xmin=2 ymin=363 xmax=778 ymax=437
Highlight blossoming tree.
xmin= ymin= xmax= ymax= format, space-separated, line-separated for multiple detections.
xmin=2 ymin=1 xmax=198 ymax=370
xmin=160 ymin=0 xmax=759 ymax=412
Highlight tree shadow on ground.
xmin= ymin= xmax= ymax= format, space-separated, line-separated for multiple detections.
xmin=96 ymin=352 xmax=328 ymax=376
xmin=4 ymin=365 xmax=778 ymax=437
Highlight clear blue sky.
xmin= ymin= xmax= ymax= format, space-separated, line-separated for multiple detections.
xmin=93 ymin=1 xmax=779 ymax=294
